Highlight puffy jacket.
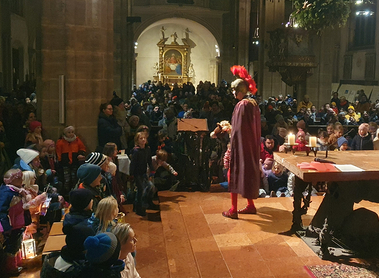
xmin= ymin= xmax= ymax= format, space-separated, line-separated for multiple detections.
xmin=56 ymin=137 xmax=86 ymax=166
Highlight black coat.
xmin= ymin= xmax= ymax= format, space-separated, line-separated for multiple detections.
xmin=97 ymin=113 xmax=122 ymax=149
xmin=351 ymin=134 xmax=373 ymax=150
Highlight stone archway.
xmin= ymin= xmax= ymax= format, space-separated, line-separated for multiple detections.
xmin=135 ymin=18 xmax=220 ymax=86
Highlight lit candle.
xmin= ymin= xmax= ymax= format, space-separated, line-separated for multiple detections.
xmin=309 ymin=136 xmax=317 ymax=147
xmin=288 ymin=133 xmax=295 ymax=145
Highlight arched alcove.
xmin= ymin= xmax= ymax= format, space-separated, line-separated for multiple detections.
xmin=135 ymin=18 xmax=220 ymax=86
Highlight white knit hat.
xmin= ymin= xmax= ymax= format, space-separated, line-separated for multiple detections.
xmin=17 ymin=148 xmax=39 ymax=164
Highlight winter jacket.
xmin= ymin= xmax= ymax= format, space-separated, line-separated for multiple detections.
xmin=351 ymin=134 xmax=374 ymax=150
xmin=0 ymin=184 xmax=24 ymax=232
xmin=56 ymin=137 xmax=86 ymax=166
xmin=97 ymin=113 xmax=122 ymax=149
xmin=63 ymin=209 xmax=92 ymax=228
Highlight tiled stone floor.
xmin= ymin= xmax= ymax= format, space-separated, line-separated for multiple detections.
xmin=13 ymin=191 xmax=379 ymax=277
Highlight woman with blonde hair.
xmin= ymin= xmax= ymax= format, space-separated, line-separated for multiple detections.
xmin=87 ymin=196 xmax=118 ymax=233
xmin=112 ymin=223 xmax=140 ymax=278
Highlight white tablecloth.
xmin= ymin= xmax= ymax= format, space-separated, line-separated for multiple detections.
xmin=117 ymin=154 xmax=131 ymax=175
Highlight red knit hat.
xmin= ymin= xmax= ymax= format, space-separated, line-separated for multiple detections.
xmin=29 ymin=121 xmax=42 ymax=132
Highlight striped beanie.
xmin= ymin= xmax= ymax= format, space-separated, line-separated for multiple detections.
xmin=85 ymin=152 xmax=107 ymax=167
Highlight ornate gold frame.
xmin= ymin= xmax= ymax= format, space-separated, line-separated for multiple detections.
xmin=155 ymin=38 xmax=191 ymax=85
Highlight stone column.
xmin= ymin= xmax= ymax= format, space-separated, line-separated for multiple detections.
xmin=237 ymin=0 xmax=251 ymax=67
xmin=114 ymin=0 xmax=134 ymax=101
xmin=0 ymin=0 xmax=12 ymax=92
xmin=38 ymin=0 xmax=114 ymax=151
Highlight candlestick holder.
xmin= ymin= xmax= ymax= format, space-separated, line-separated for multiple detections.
xmin=284 ymin=143 xmax=298 ymax=155
xmin=305 ymin=145 xmax=318 ymax=157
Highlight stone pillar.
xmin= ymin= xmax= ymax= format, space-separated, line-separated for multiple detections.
xmin=114 ymin=0 xmax=134 ymax=101
xmin=237 ymin=0 xmax=251 ymax=67
xmin=0 ymin=1 xmax=12 ymax=92
xmin=38 ymin=0 xmax=114 ymax=151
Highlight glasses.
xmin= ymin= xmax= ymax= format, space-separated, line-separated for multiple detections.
xmin=106 ymin=108 xmax=113 ymax=110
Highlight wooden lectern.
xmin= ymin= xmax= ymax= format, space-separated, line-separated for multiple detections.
xmin=177 ymin=118 xmax=208 ymax=132
xmin=176 ymin=118 xmax=210 ymax=191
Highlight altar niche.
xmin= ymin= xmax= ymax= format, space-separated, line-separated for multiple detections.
xmin=155 ymin=33 xmax=191 ymax=86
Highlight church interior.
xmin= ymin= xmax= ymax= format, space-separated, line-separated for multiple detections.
xmin=1 ymin=0 xmax=379 ymax=277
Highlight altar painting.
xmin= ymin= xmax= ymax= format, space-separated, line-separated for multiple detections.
xmin=164 ymin=50 xmax=182 ymax=75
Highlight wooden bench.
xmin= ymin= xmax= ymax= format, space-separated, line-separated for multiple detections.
xmin=42 ymin=221 xmax=65 ymax=257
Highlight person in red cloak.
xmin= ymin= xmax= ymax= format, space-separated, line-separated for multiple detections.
xmin=222 ymin=66 xmax=261 ymax=219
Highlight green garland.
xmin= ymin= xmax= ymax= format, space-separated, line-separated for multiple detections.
xmin=291 ymin=0 xmax=351 ymax=33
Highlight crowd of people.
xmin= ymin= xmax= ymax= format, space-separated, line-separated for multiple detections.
xmin=1 ymin=77 xmax=379 ymax=275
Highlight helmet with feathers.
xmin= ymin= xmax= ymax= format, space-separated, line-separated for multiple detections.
xmin=230 ymin=65 xmax=257 ymax=95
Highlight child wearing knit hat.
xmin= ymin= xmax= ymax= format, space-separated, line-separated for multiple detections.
xmin=56 ymin=126 xmax=86 ymax=196
xmin=85 ymin=152 xmax=114 ymax=200
xmin=85 ymin=152 xmax=109 ymax=170
xmin=15 ymin=148 xmax=40 ymax=172
xmin=337 ymin=137 xmax=349 ymax=151
xmin=25 ymin=121 xmax=43 ymax=147
xmin=80 ymin=232 xmax=124 ymax=278
xmin=63 ymin=189 xmax=94 ymax=227
xmin=76 ymin=164 xmax=103 ymax=211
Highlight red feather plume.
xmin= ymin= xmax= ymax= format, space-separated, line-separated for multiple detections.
xmin=230 ymin=65 xmax=257 ymax=95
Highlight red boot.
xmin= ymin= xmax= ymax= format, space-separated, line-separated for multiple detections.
xmin=5 ymin=253 xmax=22 ymax=275
xmin=16 ymin=251 xmax=23 ymax=267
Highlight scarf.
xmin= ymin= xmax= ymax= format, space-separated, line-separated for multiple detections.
xmin=63 ymin=134 xmax=77 ymax=143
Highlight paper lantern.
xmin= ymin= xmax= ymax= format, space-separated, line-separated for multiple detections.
xmin=21 ymin=239 xmax=37 ymax=259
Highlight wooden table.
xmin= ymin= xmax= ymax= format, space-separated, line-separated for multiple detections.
xmin=274 ymin=150 xmax=379 ymax=258
xmin=274 ymin=150 xmax=379 ymax=183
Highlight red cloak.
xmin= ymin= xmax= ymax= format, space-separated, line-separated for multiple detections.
xmin=229 ymin=98 xmax=261 ymax=199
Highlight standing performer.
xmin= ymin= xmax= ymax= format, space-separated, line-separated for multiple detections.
xmin=222 ymin=66 xmax=261 ymax=219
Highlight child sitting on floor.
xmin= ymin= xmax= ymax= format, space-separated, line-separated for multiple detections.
xmin=152 ymin=149 xmax=178 ymax=192
xmin=259 ymin=158 xmax=274 ymax=197
xmin=268 ymin=162 xmax=289 ymax=197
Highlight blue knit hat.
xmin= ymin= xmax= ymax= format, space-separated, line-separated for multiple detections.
xmin=84 ymin=232 xmax=120 ymax=265
xmin=337 ymin=137 xmax=348 ymax=148
xmin=77 ymin=164 xmax=101 ymax=185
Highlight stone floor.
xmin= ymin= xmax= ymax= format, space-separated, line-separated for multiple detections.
xmin=12 ymin=191 xmax=379 ymax=278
